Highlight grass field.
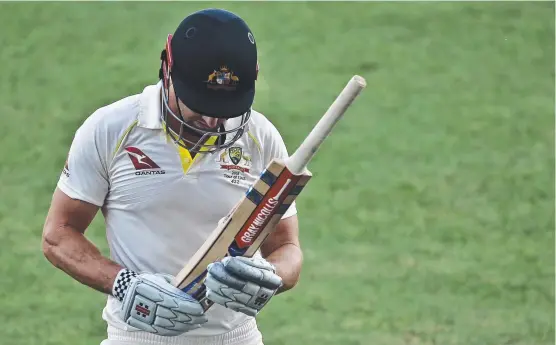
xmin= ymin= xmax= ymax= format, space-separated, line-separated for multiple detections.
xmin=0 ymin=2 xmax=554 ymax=345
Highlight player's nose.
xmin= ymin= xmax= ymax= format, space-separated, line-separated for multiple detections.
xmin=201 ymin=116 xmax=225 ymax=128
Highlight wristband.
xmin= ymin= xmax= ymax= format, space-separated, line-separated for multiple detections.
xmin=112 ymin=268 xmax=137 ymax=302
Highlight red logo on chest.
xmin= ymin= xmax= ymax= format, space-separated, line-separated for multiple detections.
xmin=125 ymin=147 xmax=160 ymax=170
xmin=125 ymin=147 xmax=165 ymax=176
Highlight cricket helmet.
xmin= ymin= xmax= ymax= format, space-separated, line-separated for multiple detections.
xmin=159 ymin=8 xmax=258 ymax=153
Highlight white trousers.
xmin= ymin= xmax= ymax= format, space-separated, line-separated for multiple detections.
xmin=100 ymin=319 xmax=263 ymax=345
xmin=100 ymin=340 xmax=262 ymax=345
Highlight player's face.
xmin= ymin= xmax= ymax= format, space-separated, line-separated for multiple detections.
xmin=161 ymin=79 xmax=251 ymax=153
xmin=176 ymin=99 xmax=227 ymax=131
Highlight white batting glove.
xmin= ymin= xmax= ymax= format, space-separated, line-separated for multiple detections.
xmin=112 ymin=269 xmax=208 ymax=336
xmin=205 ymin=257 xmax=282 ymax=316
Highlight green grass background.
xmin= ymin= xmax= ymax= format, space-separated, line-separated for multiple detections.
xmin=0 ymin=2 xmax=553 ymax=345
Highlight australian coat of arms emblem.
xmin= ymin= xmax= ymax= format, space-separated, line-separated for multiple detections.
xmin=206 ymin=66 xmax=239 ymax=91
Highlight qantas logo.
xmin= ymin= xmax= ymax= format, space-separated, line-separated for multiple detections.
xmin=125 ymin=147 xmax=166 ymax=175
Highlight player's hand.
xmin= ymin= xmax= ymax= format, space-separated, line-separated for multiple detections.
xmin=114 ymin=270 xmax=208 ymax=336
xmin=205 ymin=256 xmax=282 ymax=316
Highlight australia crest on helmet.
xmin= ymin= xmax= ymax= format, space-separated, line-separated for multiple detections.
xmin=206 ymin=66 xmax=239 ymax=91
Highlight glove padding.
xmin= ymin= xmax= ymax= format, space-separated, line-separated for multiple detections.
xmin=120 ymin=273 xmax=207 ymax=336
xmin=205 ymin=256 xmax=282 ymax=316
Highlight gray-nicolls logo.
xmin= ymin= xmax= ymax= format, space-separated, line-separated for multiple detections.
xmin=240 ymin=179 xmax=291 ymax=245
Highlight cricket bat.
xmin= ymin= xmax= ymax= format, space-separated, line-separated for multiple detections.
xmin=173 ymin=75 xmax=367 ymax=310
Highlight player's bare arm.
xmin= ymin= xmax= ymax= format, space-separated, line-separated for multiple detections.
xmin=42 ymin=187 xmax=122 ymax=294
xmin=260 ymin=215 xmax=303 ymax=293
xmin=43 ymin=188 xmax=208 ymax=336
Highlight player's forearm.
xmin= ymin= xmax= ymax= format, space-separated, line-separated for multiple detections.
xmin=42 ymin=224 xmax=123 ymax=295
xmin=265 ymin=243 xmax=303 ymax=293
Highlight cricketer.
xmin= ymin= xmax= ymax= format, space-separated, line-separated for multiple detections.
xmin=42 ymin=9 xmax=303 ymax=345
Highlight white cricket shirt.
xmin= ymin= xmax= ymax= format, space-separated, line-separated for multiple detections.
xmin=57 ymin=81 xmax=297 ymax=341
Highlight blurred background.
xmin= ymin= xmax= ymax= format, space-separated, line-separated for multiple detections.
xmin=0 ymin=2 xmax=553 ymax=345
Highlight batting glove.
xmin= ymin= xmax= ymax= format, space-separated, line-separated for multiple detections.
xmin=205 ymin=256 xmax=282 ymax=316
xmin=112 ymin=269 xmax=208 ymax=336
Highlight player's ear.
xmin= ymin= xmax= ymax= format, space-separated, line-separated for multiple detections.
xmin=158 ymin=48 xmax=167 ymax=80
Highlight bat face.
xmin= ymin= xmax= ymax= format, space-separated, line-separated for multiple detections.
xmin=232 ymin=163 xmax=301 ymax=254
xmin=173 ymin=159 xmax=312 ymax=310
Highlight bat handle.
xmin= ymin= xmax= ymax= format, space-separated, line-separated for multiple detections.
xmin=287 ymin=75 xmax=366 ymax=175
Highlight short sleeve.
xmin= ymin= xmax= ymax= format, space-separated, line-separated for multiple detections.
xmin=262 ymin=120 xmax=298 ymax=219
xmin=57 ymin=112 xmax=109 ymax=207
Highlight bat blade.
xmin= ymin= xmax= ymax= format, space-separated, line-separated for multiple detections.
xmin=173 ymin=159 xmax=311 ymax=310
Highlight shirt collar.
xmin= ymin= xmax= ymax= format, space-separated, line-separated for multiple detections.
xmin=137 ymin=81 xmax=164 ymax=129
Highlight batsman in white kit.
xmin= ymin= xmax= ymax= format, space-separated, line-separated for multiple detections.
xmin=42 ymin=7 xmax=365 ymax=345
